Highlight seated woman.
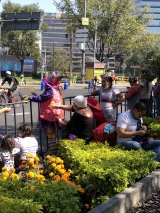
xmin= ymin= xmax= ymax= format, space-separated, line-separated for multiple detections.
xmin=51 ymin=95 xmax=96 ymax=142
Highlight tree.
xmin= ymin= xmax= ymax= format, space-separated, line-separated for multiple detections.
xmin=53 ymin=0 xmax=156 ymax=62
xmin=48 ymin=48 xmax=70 ymax=74
xmin=1 ymin=1 xmax=48 ymax=59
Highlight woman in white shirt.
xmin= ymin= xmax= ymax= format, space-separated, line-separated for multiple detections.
xmin=91 ymin=76 xmax=125 ymax=122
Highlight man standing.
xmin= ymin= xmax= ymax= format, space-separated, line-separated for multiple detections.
xmin=125 ymin=76 xmax=141 ymax=110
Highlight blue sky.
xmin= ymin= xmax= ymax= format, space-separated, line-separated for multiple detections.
xmin=0 ymin=0 xmax=59 ymax=13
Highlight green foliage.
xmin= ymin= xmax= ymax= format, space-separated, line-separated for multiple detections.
xmin=0 ymin=196 xmax=42 ymax=213
xmin=0 ymin=178 xmax=81 ymax=213
xmin=143 ymin=117 xmax=160 ymax=140
xmin=1 ymin=1 xmax=47 ymax=59
xmin=59 ymin=139 xmax=158 ymax=208
xmin=48 ymin=48 xmax=70 ymax=72
xmin=53 ymin=0 xmax=153 ymax=58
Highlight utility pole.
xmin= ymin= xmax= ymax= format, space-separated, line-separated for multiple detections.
xmin=81 ymin=0 xmax=86 ymax=83
xmin=69 ymin=31 xmax=73 ymax=86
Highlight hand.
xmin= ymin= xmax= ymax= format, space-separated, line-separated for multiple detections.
xmin=4 ymin=107 xmax=12 ymax=113
xmin=136 ymin=130 xmax=146 ymax=136
xmin=141 ymin=125 xmax=147 ymax=131
xmin=50 ymin=105 xmax=60 ymax=109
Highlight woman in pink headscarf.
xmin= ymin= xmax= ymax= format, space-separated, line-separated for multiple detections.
xmin=29 ymin=71 xmax=64 ymax=154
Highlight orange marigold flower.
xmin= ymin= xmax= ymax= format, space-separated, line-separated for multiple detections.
xmin=1 ymin=167 xmax=7 ymax=171
xmin=53 ymin=175 xmax=61 ymax=181
xmin=9 ymin=168 xmax=15 ymax=173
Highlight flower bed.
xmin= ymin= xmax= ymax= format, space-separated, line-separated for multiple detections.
xmin=0 ymin=128 xmax=159 ymax=212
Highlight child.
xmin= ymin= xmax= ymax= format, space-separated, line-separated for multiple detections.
xmin=15 ymin=123 xmax=38 ymax=161
xmin=0 ymin=135 xmax=20 ymax=171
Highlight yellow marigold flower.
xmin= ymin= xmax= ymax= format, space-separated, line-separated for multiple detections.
xmin=40 ymin=181 xmax=44 ymax=184
xmin=26 ymin=154 xmax=34 ymax=159
xmin=61 ymin=164 xmax=64 ymax=169
xmin=34 ymin=156 xmax=40 ymax=163
xmin=51 ymin=163 xmax=56 ymax=168
xmin=30 ymin=186 xmax=35 ymax=190
xmin=49 ymin=172 xmax=54 ymax=177
xmin=3 ymin=177 xmax=7 ymax=181
xmin=55 ymin=157 xmax=62 ymax=164
xmin=28 ymin=160 xmax=34 ymax=165
xmin=1 ymin=167 xmax=7 ymax=171
xmin=10 ymin=173 xmax=19 ymax=180
xmin=9 ymin=168 xmax=15 ymax=173
xmin=59 ymin=169 xmax=66 ymax=175
xmin=31 ymin=164 xmax=38 ymax=169
xmin=53 ymin=175 xmax=61 ymax=181
xmin=2 ymin=171 xmax=9 ymax=177
xmin=45 ymin=155 xmax=52 ymax=160
xmin=27 ymin=171 xmax=35 ymax=179
xmin=40 ymin=170 xmax=43 ymax=174
xmin=79 ymin=188 xmax=85 ymax=194
xmin=55 ymin=165 xmax=62 ymax=171
xmin=50 ymin=157 xmax=56 ymax=163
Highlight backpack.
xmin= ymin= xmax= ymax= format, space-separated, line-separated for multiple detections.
xmin=14 ymin=77 xmax=19 ymax=86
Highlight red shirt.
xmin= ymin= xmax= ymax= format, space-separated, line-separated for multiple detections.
xmin=126 ymin=84 xmax=141 ymax=99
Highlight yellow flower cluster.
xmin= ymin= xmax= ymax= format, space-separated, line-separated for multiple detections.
xmin=0 ymin=154 xmax=84 ymax=194
xmin=1 ymin=167 xmax=19 ymax=181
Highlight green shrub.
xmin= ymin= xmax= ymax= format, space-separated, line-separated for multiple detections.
xmin=0 ymin=196 xmax=42 ymax=213
xmin=59 ymin=139 xmax=158 ymax=208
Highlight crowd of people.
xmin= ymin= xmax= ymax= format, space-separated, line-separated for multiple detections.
xmin=0 ymin=69 xmax=160 ymax=173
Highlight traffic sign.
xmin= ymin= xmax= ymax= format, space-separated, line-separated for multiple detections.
xmin=75 ymin=28 xmax=89 ymax=43
xmin=76 ymin=28 xmax=89 ymax=34
xmin=75 ymin=38 xmax=88 ymax=43
xmin=82 ymin=17 xmax=89 ymax=26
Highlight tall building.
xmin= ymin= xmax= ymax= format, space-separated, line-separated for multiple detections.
xmin=135 ymin=0 xmax=160 ymax=33
xmin=41 ymin=13 xmax=115 ymax=74
xmin=42 ymin=13 xmax=94 ymax=73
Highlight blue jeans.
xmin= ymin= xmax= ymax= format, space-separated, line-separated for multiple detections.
xmin=122 ymin=140 xmax=160 ymax=161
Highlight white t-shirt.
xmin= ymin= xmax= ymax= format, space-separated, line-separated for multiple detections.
xmin=116 ymin=110 xmax=138 ymax=144
xmin=0 ymin=148 xmax=20 ymax=171
xmin=15 ymin=137 xmax=38 ymax=160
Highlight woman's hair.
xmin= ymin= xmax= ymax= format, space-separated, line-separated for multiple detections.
xmin=1 ymin=135 xmax=15 ymax=153
xmin=133 ymin=101 xmax=148 ymax=112
xmin=103 ymin=76 xmax=113 ymax=88
xmin=18 ymin=123 xmax=33 ymax=138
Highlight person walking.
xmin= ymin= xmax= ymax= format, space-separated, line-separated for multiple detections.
xmin=19 ymin=73 xmax=26 ymax=85
xmin=125 ymin=76 xmax=141 ymax=110
xmin=91 ymin=76 xmax=125 ymax=122
xmin=72 ymin=74 xmax=77 ymax=86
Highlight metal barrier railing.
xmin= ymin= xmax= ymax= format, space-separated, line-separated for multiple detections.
xmin=0 ymin=94 xmax=157 ymax=157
